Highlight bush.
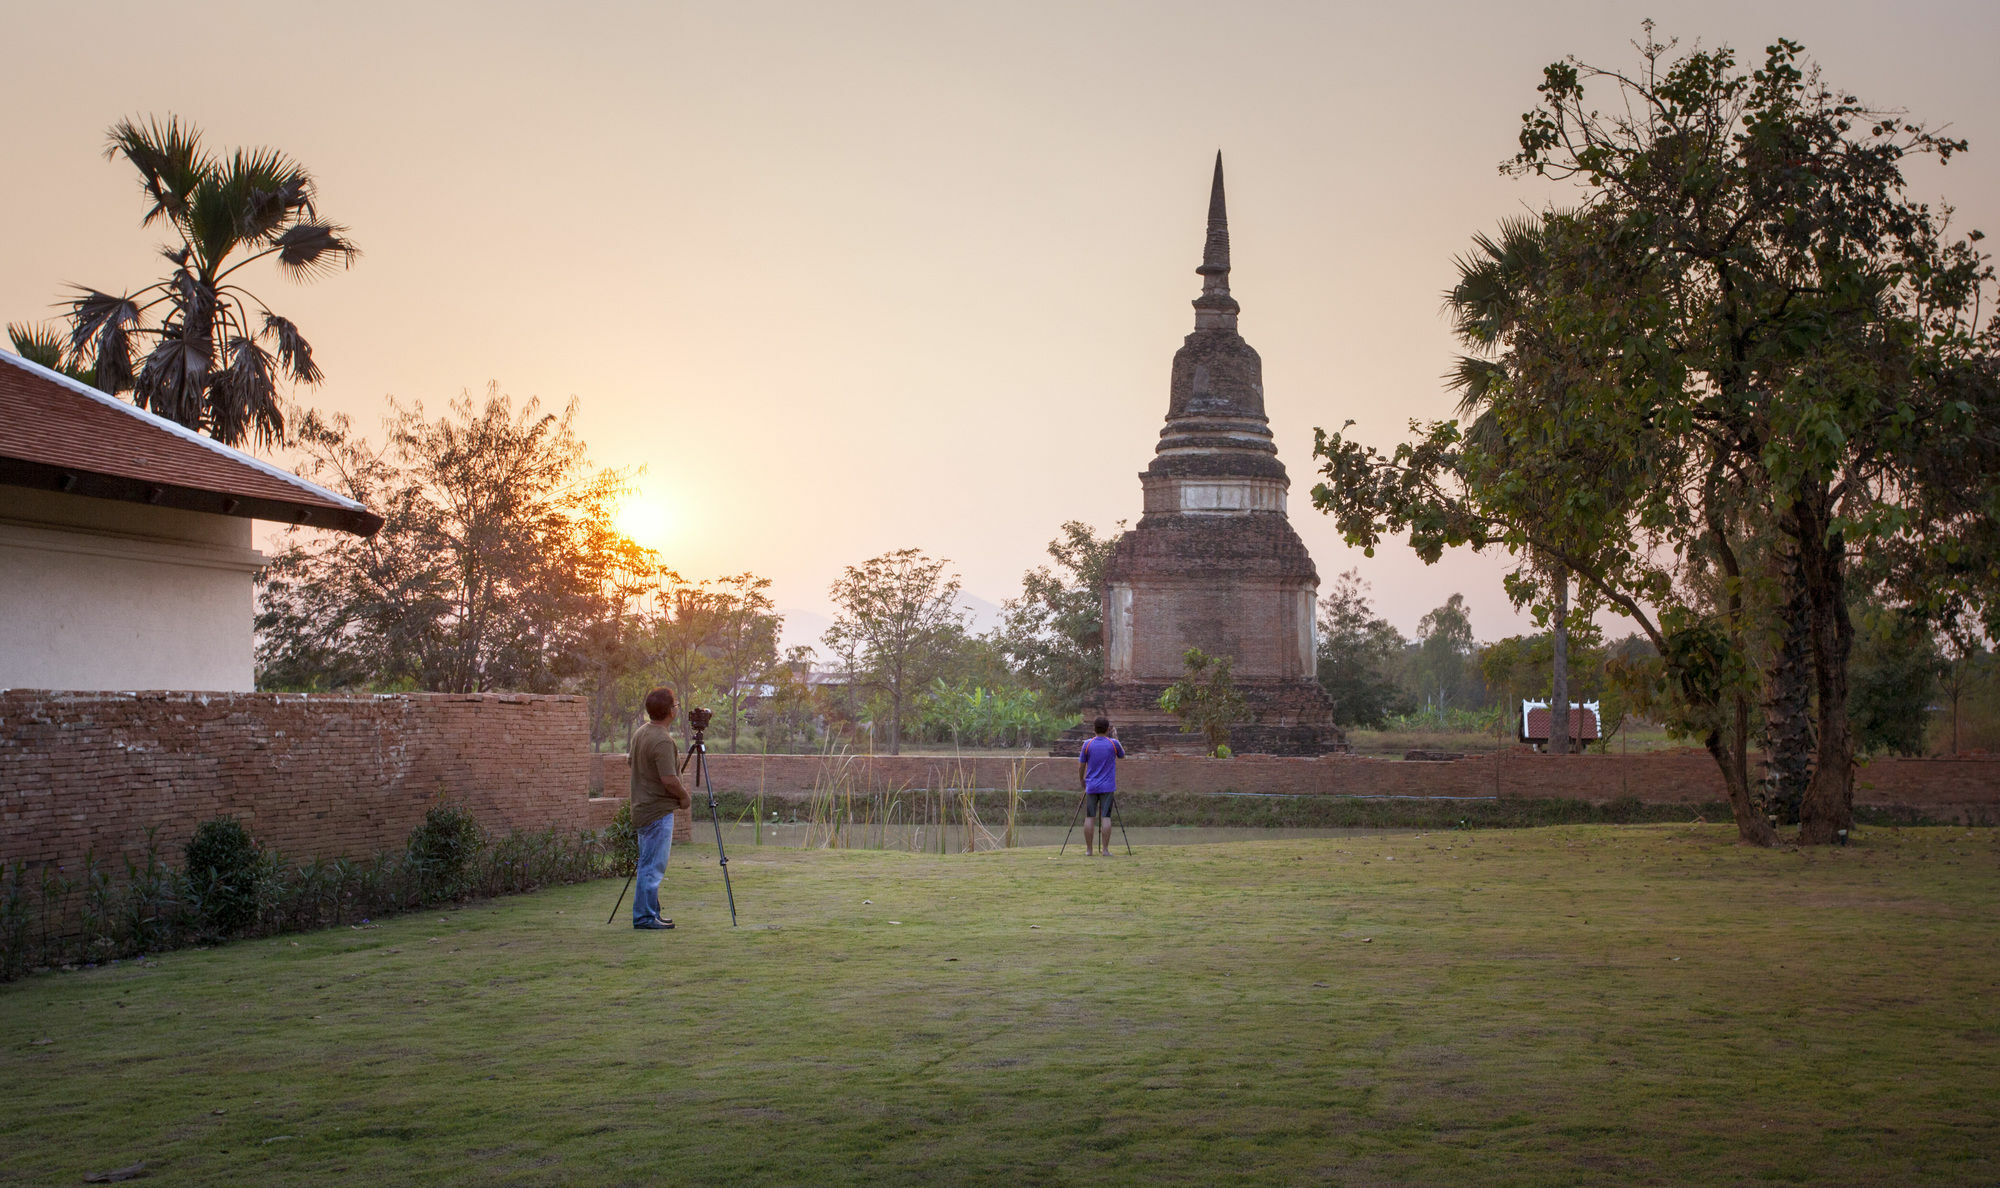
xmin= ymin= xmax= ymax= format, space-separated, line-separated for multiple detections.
xmin=183 ymin=817 xmax=261 ymax=936
xmin=605 ymin=802 xmax=637 ymax=877
xmin=406 ymin=801 xmax=485 ymax=903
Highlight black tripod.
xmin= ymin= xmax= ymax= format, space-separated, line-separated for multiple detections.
xmin=683 ymin=721 xmax=739 ymax=926
xmin=1059 ymin=791 xmax=1132 ymax=856
xmin=607 ymin=716 xmax=738 ymax=926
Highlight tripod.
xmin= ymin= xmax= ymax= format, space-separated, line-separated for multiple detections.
xmin=684 ymin=725 xmax=739 ymax=926
xmin=606 ymin=722 xmax=739 ymax=926
xmin=1058 ymin=791 xmax=1132 ymax=856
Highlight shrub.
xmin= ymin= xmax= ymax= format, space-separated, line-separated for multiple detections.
xmin=183 ymin=817 xmax=261 ymax=936
xmin=605 ymin=802 xmax=637 ymax=877
xmin=406 ymin=801 xmax=485 ymax=903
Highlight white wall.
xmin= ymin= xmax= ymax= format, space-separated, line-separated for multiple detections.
xmin=0 ymin=488 xmax=265 ymax=692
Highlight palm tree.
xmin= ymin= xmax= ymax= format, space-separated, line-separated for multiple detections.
xmin=5 ymin=322 xmax=96 ymax=386
xmin=1444 ymin=214 xmax=1579 ymax=753
xmin=61 ymin=116 xmax=357 ymax=448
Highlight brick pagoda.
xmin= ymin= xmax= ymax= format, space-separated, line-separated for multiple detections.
xmin=1058 ymin=155 xmax=1345 ymax=756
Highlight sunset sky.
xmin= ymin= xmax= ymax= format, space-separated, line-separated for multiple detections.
xmin=6 ymin=1 xmax=1996 ymax=652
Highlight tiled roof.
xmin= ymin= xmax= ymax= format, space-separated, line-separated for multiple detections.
xmin=0 ymin=350 xmax=381 ymax=536
xmin=1522 ymin=705 xmax=1600 ymax=742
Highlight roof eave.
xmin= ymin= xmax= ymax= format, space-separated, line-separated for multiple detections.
xmin=0 ymin=456 xmax=384 ymax=537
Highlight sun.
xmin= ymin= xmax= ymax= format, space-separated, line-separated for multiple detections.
xmin=614 ymin=494 xmax=673 ymax=549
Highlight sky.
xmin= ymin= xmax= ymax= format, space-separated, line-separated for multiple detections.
xmin=5 ymin=0 xmax=1997 ymax=653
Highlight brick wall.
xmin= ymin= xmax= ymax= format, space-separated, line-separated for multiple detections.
xmin=0 ymin=690 xmax=608 ymax=875
xmin=594 ymin=748 xmax=2000 ymax=820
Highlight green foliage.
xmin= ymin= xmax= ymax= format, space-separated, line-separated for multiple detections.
xmin=0 ymin=816 xmax=625 ymax=979
xmin=183 ymin=817 xmax=261 ymax=936
xmin=255 ymin=390 xmax=656 ymax=702
xmin=1409 ymin=594 xmax=1486 ymax=712
xmin=405 ymin=801 xmax=486 ymax=902
xmin=1848 ymin=607 xmax=1944 ymax=756
xmin=1159 ymin=648 xmax=1249 ymax=757
xmin=1314 ymin=27 xmax=1999 ymax=843
xmin=824 ymin=548 xmax=969 ymax=754
xmin=997 ymin=520 xmax=1123 ymax=714
xmin=914 ymin=679 xmax=1073 ymax=748
xmin=1315 ymin=569 xmax=1412 ymax=728
xmin=605 ymin=801 xmax=637 ymax=877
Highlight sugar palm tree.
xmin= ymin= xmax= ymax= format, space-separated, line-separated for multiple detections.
xmin=5 ymin=322 xmax=96 ymax=386
xmin=1443 ymin=214 xmax=1580 ymax=753
xmin=62 ymin=116 xmax=357 ymax=447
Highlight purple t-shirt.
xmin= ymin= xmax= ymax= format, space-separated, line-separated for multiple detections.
xmin=1079 ymin=735 xmax=1126 ymax=793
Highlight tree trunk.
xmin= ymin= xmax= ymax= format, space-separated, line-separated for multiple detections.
xmin=1793 ymin=490 xmax=1856 ymax=845
xmin=1762 ymin=543 xmax=1816 ymax=825
xmin=1550 ymin=565 xmax=1570 ymax=756
xmin=1706 ymin=700 xmax=1778 ymax=847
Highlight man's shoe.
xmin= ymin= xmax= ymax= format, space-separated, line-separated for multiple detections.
xmin=633 ymin=919 xmax=674 ymax=930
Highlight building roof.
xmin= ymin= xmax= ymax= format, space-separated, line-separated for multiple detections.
xmin=0 ymin=350 xmax=381 ymax=536
xmin=1521 ymin=703 xmax=1601 ymax=743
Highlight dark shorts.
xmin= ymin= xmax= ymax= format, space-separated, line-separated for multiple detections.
xmin=1085 ymin=791 xmax=1115 ymax=819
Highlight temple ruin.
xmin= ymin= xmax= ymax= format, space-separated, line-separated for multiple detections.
xmin=1060 ymin=154 xmax=1346 ymax=755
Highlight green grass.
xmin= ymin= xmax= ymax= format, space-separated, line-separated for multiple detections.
xmin=4 ymin=826 xmax=1996 ymax=1186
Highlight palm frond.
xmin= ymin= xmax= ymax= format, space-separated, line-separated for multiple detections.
xmin=209 ymin=336 xmax=284 ymax=448
xmin=262 ymin=313 xmax=323 ymax=385
xmin=1446 ymin=355 xmax=1509 ymax=416
xmin=65 ymin=289 xmax=144 ymax=394
xmin=106 ymin=115 xmax=208 ymax=228
xmin=273 ymin=221 xmax=359 ymax=279
xmin=8 ymin=322 xmax=69 ymax=369
xmin=217 ymin=147 xmax=315 ymax=245
xmin=133 ymin=328 xmax=212 ymax=428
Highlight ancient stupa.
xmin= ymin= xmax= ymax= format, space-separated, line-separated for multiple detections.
xmin=1059 ymin=154 xmax=1345 ymax=755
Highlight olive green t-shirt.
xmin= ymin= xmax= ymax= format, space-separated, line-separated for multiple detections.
xmin=629 ymin=721 xmax=690 ymax=831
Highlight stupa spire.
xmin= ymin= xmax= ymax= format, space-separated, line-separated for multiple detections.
xmin=1193 ymin=151 xmax=1239 ymax=330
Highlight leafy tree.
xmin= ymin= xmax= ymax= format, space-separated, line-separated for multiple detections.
xmin=1847 ymin=604 xmax=1943 ymax=756
xmin=61 ymin=116 xmax=357 ymax=447
xmin=644 ymin=573 xmax=727 ymax=738
xmin=1444 ymin=214 xmax=1590 ymax=753
xmin=1316 ymin=29 xmax=1998 ymax=844
xmin=706 ymin=573 xmax=782 ymax=752
xmin=1409 ymin=595 xmax=1484 ymax=713
xmin=997 ymin=520 xmax=1123 ymax=714
xmin=825 ymin=548 xmax=968 ymax=754
xmin=752 ymin=646 xmax=824 ymax=753
xmin=256 ymin=388 xmax=650 ymax=696
xmin=1315 ymin=570 xmax=1411 ymax=728
xmin=1158 ymin=648 xmax=1249 ymax=757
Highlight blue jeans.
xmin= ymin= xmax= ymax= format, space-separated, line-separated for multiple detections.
xmin=634 ymin=814 xmax=673 ymax=925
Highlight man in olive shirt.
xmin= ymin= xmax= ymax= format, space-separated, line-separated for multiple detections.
xmin=630 ymin=687 xmax=693 ymax=930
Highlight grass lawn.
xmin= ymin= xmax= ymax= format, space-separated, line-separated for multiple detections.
xmin=5 ymin=826 xmax=1996 ymax=1186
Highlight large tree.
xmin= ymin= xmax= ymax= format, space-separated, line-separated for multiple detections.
xmin=707 ymin=573 xmax=782 ymax=752
xmin=256 ymin=388 xmax=650 ymax=695
xmin=997 ymin=520 xmax=1122 ymax=715
xmin=1316 ymin=29 xmax=1998 ymax=845
xmin=1315 ymin=570 xmax=1410 ymax=728
xmin=59 ymin=116 xmax=357 ymax=447
xmin=825 ymin=548 xmax=967 ymax=754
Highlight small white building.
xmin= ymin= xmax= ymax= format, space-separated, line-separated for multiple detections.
xmin=0 ymin=351 xmax=380 ymax=692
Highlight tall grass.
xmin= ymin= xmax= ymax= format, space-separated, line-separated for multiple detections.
xmin=799 ymin=747 xmax=1015 ymax=853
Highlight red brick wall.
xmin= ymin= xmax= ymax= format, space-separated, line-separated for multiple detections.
xmin=1 ymin=690 xmax=603 ymax=875
xmin=604 ymin=748 xmax=2000 ymax=819
xmin=587 ymin=752 xmax=691 ymax=843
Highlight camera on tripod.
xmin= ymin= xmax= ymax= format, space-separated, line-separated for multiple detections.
xmin=687 ymin=706 xmax=714 ymax=735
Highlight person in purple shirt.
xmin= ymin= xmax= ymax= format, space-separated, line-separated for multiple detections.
xmin=1077 ymin=717 xmax=1126 ymax=857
